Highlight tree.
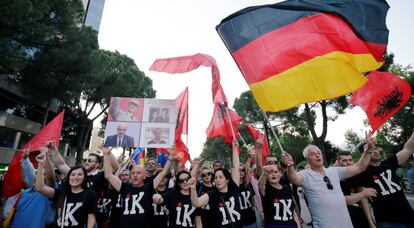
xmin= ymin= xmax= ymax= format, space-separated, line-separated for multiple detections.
xmin=0 ymin=0 xmax=87 ymax=75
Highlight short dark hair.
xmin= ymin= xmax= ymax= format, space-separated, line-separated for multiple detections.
xmin=89 ymin=153 xmax=102 ymax=165
xmin=264 ymin=154 xmax=277 ymax=161
xmin=337 ymin=151 xmax=351 ymax=160
xmin=213 ymin=160 xmax=223 ymax=165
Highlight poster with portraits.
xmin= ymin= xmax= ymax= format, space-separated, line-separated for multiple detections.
xmin=104 ymin=97 xmax=176 ymax=148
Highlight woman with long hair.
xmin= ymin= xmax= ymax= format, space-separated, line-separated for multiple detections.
xmin=35 ymin=149 xmax=97 ymax=228
xmin=190 ymin=140 xmax=243 ymax=228
xmin=153 ymin=170 xmax=201 ymax=227
xmin=258 ymin=164 xmax=301 ymax=228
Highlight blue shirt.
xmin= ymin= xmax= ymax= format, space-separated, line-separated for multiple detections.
xmin=11 ymin=188 xmax=53 ymax=228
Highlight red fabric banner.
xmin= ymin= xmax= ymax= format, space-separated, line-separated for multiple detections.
xmin=150 ymin=53 xmax=228 ymax=105
xmin=349 ymin=71 xmax=411 ymax=133
xmin=206 ymin=104 xmax=242 ymax=144
xmin=175 ymin=87 xmax=189 ymax=139
xmin=246 ymin=125 xmax=269 ymax=165
xmin=2 ymin=111 xmax=65 ymax=198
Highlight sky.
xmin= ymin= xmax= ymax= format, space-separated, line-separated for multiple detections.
xmin=98 ymin=0 xmax=414 ymax=158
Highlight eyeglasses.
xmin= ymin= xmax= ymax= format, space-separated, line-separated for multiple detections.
xmin=86 ymin=159 xmax=97 ymax=163
xmin=177 ymin=176 xmax=191 ymax=184
xmin=239 ymin=168 xmax=246 ymax=172
xmin=323 ymin=176 xmax=333 ymax=190
xmin=201 ymin=173 xmax=212 ymax=177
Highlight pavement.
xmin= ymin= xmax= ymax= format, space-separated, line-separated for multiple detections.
xmin=299 ymin=192 xmax=414 ymax=228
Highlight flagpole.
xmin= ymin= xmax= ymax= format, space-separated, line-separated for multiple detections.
xmin=261 ymin=110 xmax=284 ymax=153
xmin=221 ymin=103 xmax=237 ymax=141
xmin=238 ymin=132 xmax=247 ymax=146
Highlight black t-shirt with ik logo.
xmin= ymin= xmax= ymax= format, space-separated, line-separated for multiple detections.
xmin=207 ymin=187 xmax=243 ymax=228
xmin=163 ymin=189 xmax=198 ymax=228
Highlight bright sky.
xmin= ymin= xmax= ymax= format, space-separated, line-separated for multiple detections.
xmin=98 ymin=0 xmax=414 ymax=158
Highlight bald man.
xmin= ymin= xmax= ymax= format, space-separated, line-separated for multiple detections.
xmin=104 ymin=123 xmax=135 ymax=148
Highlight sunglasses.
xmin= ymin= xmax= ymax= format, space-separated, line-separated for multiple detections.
xmin=239 ymin=168 xmax=246 ymax=172
xmin=86 ymin=159 xmax=97 ymax=163
xmin=201 ymin=173 xmax=212 ymax=177
xmin=323 ymin=176 xmax=334 ymax=190
xmin=266 ymin=161 xmax=277 ymax=165
xmin=177 ymin=176 xmax=191 ymax=184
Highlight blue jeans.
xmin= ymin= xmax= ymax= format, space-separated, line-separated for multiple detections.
xmin=407 ymin=167 xmax=414 ymax=191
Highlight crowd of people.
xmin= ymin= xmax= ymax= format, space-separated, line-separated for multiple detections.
xmin=1 ymin=131 xmax=414 ymax=228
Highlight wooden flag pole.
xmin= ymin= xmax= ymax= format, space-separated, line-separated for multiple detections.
xmin=261 ymin=110 xmax=284 ymax=153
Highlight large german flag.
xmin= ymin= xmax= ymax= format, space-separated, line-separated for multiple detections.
xmin=217 ymin=0 xmax=389 ymax=112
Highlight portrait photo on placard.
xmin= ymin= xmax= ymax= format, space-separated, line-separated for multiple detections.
xmin=139 ymin=123 xmax=175 ymax=148
xmin=107 ymin=97 xmax=144 ymax=122
xmin=103 ymin=122 xmax=141 ymax=148
xmin=142 ymin=99 xmax=176 ymax=123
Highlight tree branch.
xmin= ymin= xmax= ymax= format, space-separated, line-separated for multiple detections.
xmin=304 ymin=103 xmax=318 ymax=142
xmin=320 ymin=100 xmax=328 ymax=141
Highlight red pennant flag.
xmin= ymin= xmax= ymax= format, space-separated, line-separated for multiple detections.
xmin=150 ymin=53 xmax=228 ymax=105
xmin=246 ymin=125 xmax=269 ymax=165
xmin=175 ymin=87 xmax=189 ymax=139
xmin=2 ymin=111 xmax=65 ymax=198
xmin=175 ymin=138 xmax=190 ymax=164
xmin=349 ymin=71 xmax=411 ymax=133
xmin=206 ymin=104 xmax=242 ymax=144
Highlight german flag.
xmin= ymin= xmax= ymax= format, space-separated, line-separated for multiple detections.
xmin=216 ymin=0 xmax=389 ymax=112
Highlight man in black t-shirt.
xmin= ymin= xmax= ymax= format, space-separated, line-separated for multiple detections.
xmin=337 ymin=151 xmax=377 ymax=228
xmin=358 ymin=132 xmax=414 ymax=227
xmin=102 ymin=146 xmax=175 ymax=228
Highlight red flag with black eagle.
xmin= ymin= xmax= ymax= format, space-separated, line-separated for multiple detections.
xmin=206 ymin=104 xmax=242 ymax=144
xmin=349 ymin=71 xmax=411 ymax=133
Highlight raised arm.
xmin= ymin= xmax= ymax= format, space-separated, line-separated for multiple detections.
xmin=255 ymin=139 xmax=264 ymax=178
xmin=258 ymin=165 xmax=270 ymax=196
xmin=190 ymin=157 xmax=204 ymax=181
xmin=345 ymin=132 xmax=374 ymax=179
xmin=153 ymin=147 xmax=175 ymax=189
xmin=189 ymin=177 xmax=209 ymax=208
xmin=49 ymin=142 xmax=70 ymax=175
xmin=20 ymin=148 xmax=35 ymax=187
xmin=44 ymin=154 xmax=56 ymax=187
xmin=102 ymin=147 xmax=122 ymax=191
xmin=231 ymin=140 xmax=240 ymax=186
xmin=281 ymin=152 xmax=304 ymax=186
xmin=34 ymin=148 xmax=55 ymax=199
xmin=244 ymin=145 xmax=254 ymax=185
xmin=397 ymin=131 xmax=414 ymax=165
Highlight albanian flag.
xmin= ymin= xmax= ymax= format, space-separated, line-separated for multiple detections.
xmin=206 ymin=104 xmax=242 ymax=144
xmin=349 ymin=71 xmax=411 ymax=133
xmin=2 ymin=111 xmax=64 ymax=198
xmin=217 ymin=0 xmax=389 ymax=112
xmin=150 ymin=53 xmax=228 ymax=105
xmin=246 ymin=125 xmax=269 ymax=165
xmin=175 ymin=87 xmax=189 ymax=139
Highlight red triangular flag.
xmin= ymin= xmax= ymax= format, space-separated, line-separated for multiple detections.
xmin=349 ymin=71 xmax=411 ymax=133
xmin=175 ymin=138 xmax=190 ymax=164
xmin=2 ymin=111 xmax=64 ymax=197
xmin=246 ymin=125 xmax=269 ymax=165
xmin=175 ymin=87 xmax=189 ymax=139
xmin=206 ymin=104 xmax=242 ymax=144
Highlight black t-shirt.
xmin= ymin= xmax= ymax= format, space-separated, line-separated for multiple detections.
xmin=87 ymin=171 xmax=106 ymax=195
xmin=144 ymin=174 xmax=156 ymax=184
xmin=118 ymin=181 xmax=156 ymax=228
xmin=261 ymin=182 xmax=296 ymax=226
xmin=87 ymin=171 xmax=108 ymax=227
xmin=53 ymin=189 xmax=98 ymax=228
xmin=357 ymin=155 xmax=414 ymax=223
xmin=340 ymin=177 xmax=370 ymax=228
xmin=207 ymin=186 xmax=243 ymax=228
xmin=163 ymin=189 xmax=198 ymax=228
xmin=152 ymin=188 xmax=170 ymax=228
xmin=108 ymin=188 xmax=123 ymax=228
xmin=196 ymin=183 xmax=215 ymax=228
xmin=238 ymin=183 xmax=256 ymax=225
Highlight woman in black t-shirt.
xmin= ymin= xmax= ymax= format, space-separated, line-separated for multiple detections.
xmin=258 ymin=165 xmax=299 ymax=228
xmin=153 ymin=170 xmax=201 ymax=228
xmin=35 ymin=150 xmax=98 ymax=228
xmin=189 ymin=140 xmax=243 ymax=228
xmin=151 ymin=172 xmax=172 ymax=228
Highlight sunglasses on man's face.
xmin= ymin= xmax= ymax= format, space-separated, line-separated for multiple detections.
xmin=177 ymin=176 xmax=191 ymax=184
xmin=201 ymin=173 xmax=212 ymax=177
xmin=323 ymin=176 xmax=334 ymax=190
xmin=86 ymin=159 xmax=97 ymax=163
xmin=266 ymin=160 xmax=277 ymax=165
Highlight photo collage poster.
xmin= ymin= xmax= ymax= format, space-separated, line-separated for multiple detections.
xmin=104 ymin=97 xmax=176 ymax=148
